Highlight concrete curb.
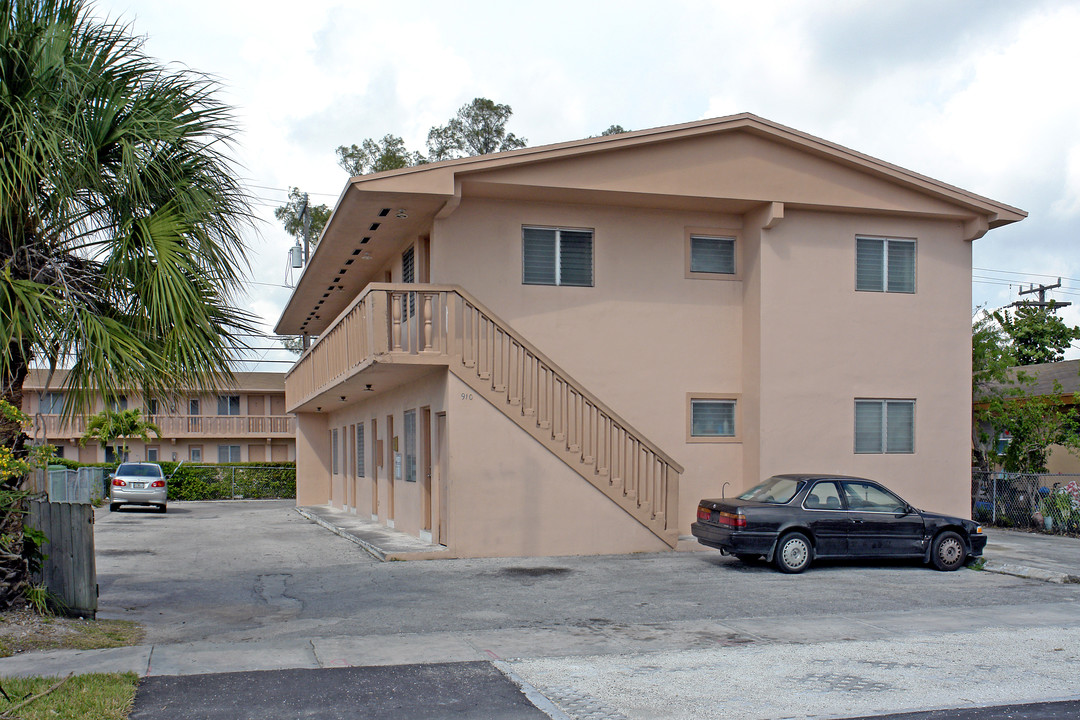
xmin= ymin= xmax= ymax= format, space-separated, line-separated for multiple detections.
xmin=294 ymin=507 xmax=387 ymax=561
xmin=979 ymin=559 xmax=1080 ymax=584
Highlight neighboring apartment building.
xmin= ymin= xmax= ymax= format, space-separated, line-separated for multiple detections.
xmin=275 ymin=113 xmax=1024 ymax=558
xmin=23 ymin=369 xmax=296 ymax=464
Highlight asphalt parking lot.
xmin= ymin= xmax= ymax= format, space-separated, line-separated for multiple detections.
xmin=79 ymin=500 xmax=1080 ymax=719
xmin=94 ymin=500 xmax=1079 ymax=646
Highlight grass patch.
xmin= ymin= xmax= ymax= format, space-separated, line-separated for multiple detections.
xmin=0 ymin=672 xmax=137 ymax=720
xmin=0 ymin=611 xmax=143 ymax=658
xmin=967 ymin=557 xmax=987 ymax=571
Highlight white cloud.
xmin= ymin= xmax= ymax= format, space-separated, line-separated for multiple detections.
xmin=88 ymin=0 xmax=1080 ymax=360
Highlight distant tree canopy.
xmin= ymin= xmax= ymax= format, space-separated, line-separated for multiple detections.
xmin=972 ymin=307 xmax=1080 ymax=473
xmin=279 ymin=98 xmax=527 ymax=242
xmin=336 ymin=134 xmax=425 ymax=176
xmin=993 ymin=303 xmax=1080 ymax=365
xmin=425 ymin=98 xmax=527 ymax=161
xmin=600 ymin=124 xmax=629 ymax=136
xmin=274 ymin=187 xmax=331 ymax=246
xmin=332 ymin=97 xmax=527 ymax=176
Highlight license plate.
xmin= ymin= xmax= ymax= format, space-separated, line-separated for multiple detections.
xmin=132 ymin=482 xmax=146 ymax=489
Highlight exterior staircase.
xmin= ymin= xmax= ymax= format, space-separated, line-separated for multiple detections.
xmin=286 ymin=283 xmax=683 ymax=547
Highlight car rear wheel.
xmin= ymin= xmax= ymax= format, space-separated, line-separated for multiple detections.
xmin=158 ymin=505 xmax=168 ymax=514
xmin=931 ymin=530 xmax=967 ymax=571
xmin=109 ymin=503 xmax=120 ymax=512
xmin=775 ymin=532 xmax=813 ymax=574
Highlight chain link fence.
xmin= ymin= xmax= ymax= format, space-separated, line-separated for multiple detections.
xmin=972 ymin=471 xmax=1080 ymax=536
xmin=29 ymin=466 xmax=106 ymax=503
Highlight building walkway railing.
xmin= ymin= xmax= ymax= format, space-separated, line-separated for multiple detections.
xmin=34 ymin=413 xmax=296 ymax=439
xmin=285 ymin=283 xmax=683 ymax=546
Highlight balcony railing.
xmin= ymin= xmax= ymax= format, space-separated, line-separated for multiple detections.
xmin=286 ymin=283 xmax=683 ymax=545
xmin=33 ymin=413 xmax=296 ymax=440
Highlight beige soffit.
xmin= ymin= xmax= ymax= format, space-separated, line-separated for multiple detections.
xmin=276 ymin=112 xmax=1027 ymax=336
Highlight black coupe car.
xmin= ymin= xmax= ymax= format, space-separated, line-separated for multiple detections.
xmin=691 ymin=474 xmax=986 ymax=573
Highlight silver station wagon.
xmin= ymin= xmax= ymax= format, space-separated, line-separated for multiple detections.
xmin=110 ymin=462 xmax=168 ymax=513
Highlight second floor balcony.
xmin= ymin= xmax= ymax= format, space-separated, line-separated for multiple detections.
xmin=34 ymin=413 xmax=297 ymax=441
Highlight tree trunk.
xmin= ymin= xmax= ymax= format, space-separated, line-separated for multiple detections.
xmin=0 ymin=342 xmax=33 ymax=608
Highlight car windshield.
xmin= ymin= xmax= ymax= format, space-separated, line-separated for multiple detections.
xmin=738 ymin=476 xmax=804 ymax=504
xmin=116 ymin=464 xmax=162 ymax=478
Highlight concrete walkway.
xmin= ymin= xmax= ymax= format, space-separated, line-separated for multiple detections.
xmin=3 ymin=599 xmax=1077 ymax=679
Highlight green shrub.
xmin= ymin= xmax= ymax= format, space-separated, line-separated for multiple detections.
xmin=51 ymin=460 xmax=295 ymax=501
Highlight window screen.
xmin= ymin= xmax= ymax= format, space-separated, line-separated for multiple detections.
xmin=856 ymin=237 xmax=915 ymax=293
xmin=523 ymin=227 xmax=593 ymax=286
xmin=357 ymin=423 xmax=365 ymax=478
xmin=402 ymin=246 xmax=416 ymax=316
xmin=691 ymin=399 xmax=736 ymax=437
xmin=855 ymin=400 xmax=914 ymax=454
xmin=690 ymin=236 xmax=736 ymax=274
xmin=404 ymin=410 xmax=416 ymax=482
xmin=331 ymin=429 xmax=339 ymax=475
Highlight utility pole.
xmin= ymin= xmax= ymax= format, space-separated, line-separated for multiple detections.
xmin=300 ymin=193 xmax=311 ymax=352
xmin=1009 ymin=279 xmax=1071 ymax=310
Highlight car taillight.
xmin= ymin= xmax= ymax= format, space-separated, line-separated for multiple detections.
xmin=150 ymin=480 xmax=165 ymax=488
xmin=717 ymin=510 xmax=746 ymax=528
xmin=112 ymin=478 xmax=126 ymax=487
xmin=697 ymin=505 xmax=712 ymax=522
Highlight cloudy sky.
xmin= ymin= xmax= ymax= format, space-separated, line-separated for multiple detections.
xmin=94 ymin=0 xmax=1080 ymax=367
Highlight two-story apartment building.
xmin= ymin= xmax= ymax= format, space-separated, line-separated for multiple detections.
xmin=276 ymin=113 xmax=1024 ymax=558
xmin=23 ymin=369 xmax=295 ymax=464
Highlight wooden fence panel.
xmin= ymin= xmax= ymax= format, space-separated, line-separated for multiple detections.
xmin=26 ymin=500 xmax=97 ymax=618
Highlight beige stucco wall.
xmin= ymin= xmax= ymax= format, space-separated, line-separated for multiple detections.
xmin=304 ymin=367 xmax=669 ymax=557
xmin=433 ymin=198 xmax=748 ymax=529
xmin=752 ymin=210 xmax=973 ymax=517
xmin=322 ymin=370 xmax=447 ymax=534
xmin=444 ymin=374 xmax=670 ymax=557
xmin=295 ymin=412 xmax=330 ymax=506
xmin=428 ymin=196 xmax=975 ymax=527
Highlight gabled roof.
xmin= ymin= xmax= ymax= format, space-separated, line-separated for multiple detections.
xmin=276 ymin=112 xmax=1026 ymax=335
xmin=1000 ymin=360 xmax=1080 ymax=398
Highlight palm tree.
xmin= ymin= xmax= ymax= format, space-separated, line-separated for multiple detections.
xmin=0 ymin=0 xmax=254 ymax=604
xmin=80 ymin=409 xmax=162 ymax=462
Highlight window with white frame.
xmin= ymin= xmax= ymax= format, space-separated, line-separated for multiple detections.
xmin=147 ymin=446 xmax=159 ymax=462
xmin=690 ymin=235 xmax=736 ymax=275
xmin=217 ymin=444 xmax=240 ymax=463
xmin=856 ymin=237 xmax=915 ymax=293
xmin=356 ymin=423 xmax=365 ymax=478
xmin=855 ymin=399 xmax=915 ymax=453
xmin=522 ymin=227 xmax=593 ymax=286
xmin=691 ymin=399 xmax=737 ymax=438
xmin=189 ymin=398 xmax=201 ymax=415
xmin=190 ymin=446 xmax=203 ymax=462
xmin=404 ymin=410 xmax=417 ymax=482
